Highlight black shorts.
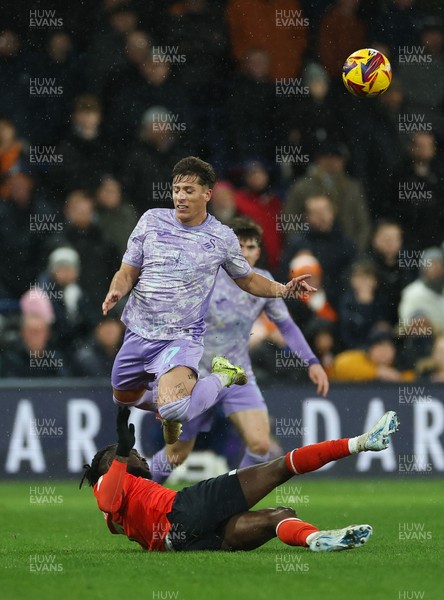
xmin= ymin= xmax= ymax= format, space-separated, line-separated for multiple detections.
xmin=166 ymin=471 xmax=248 ymax=551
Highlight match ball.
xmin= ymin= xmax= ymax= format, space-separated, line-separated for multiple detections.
xmin=342 ymin=48 xmax=392 ymax=97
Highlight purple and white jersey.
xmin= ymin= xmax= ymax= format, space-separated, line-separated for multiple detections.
xmin=121 ymin=209 xmax=251 ymax=341
xmin=200 ymin=267 xmax=290 ymax=381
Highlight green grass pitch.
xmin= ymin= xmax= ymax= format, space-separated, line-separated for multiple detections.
xmin=1 ymin=479 xmax=442 ymax=600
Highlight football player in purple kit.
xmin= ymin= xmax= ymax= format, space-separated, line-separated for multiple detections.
xmin=150 ymin=217 xmax=329 ymax=482
xmin=102 ymin=157 xmax=315 ymax=443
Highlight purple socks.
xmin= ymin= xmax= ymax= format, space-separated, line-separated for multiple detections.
xmin=150 ymin=447 xmax=174 ymax=484
xmin=158 ymin=374 xmax=223 ymax=422
xmin=239 ymin=448 xmax=270 ymax=468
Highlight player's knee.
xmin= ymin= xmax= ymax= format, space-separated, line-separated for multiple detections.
xmin=247 ymin=438 xmax=271 ymax=457
xmin=273 ymin=507 xmax=298 ymax=521
xmin=158 ymin=367 xmax=197 ymax=404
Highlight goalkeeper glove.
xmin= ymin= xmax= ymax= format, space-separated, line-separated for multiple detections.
xmin=116 ymin=406 xmax=135 ymax=457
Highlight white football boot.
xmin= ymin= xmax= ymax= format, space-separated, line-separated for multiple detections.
xmin=308 ymin=524 xmax=373 ymax=552
xmin=358 ymin=411 xmax=400 ymax=452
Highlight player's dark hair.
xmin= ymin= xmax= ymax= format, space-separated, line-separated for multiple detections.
xmin=79 ymin=444 xmax=117 ymax=489
xmin=172 ymin=156 xmax=216 ymax=188
xmin=229 ymin=216 xmax=263 ymax=245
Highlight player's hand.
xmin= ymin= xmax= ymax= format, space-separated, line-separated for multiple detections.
xmin=283 ymin=274 xmax=317 ymax=300
xmin=116 ymin=407 xmax=135 ymax=457
xmin=102 ymin=289 xmax=123 ymax=316
xmin=308 ymin=363 xmax=329 ymax=397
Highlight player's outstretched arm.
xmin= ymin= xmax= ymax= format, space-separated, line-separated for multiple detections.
xmin=235 ymin=271 xmax=316 ymax=299
xmin=95 ymin=408 xmax=135 ymax=513
xmin=102 ymin=263 xmax=141 ymax=315
xmin=275 ymin=318 xmax=329 ymax=396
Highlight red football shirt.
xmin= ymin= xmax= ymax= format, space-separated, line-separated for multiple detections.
xmin=234 ymin=189 xmax=283 ymax=271
xmin=94 ymin=460 xmax=177 ymax=551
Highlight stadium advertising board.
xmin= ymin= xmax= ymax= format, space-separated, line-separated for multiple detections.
xmin=1 ymin=380 xmax=443 ymax=479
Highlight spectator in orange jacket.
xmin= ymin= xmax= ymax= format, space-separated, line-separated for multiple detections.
xmin=289 ymin=252 xmax=338 ymax=324
xmin=318 ymin=0 xmax=368 ymax=80
xmin=226 ymin=0 xmax=308 ymax=79
xmin=332 ymin=330 xmax=415 ymax=382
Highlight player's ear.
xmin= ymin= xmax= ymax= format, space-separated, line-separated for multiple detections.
xmin=205 ymin=188 xmax=212 ymax=203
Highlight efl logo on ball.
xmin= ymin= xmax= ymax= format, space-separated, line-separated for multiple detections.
xmin=342 ymin=48 xmax=392 ymax=97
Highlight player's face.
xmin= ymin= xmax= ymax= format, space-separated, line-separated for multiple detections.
xmin=126 ymin=449 xmax=151 ymax=480
xmin=172 ymin=175 xmax=211 ymax=226
xmin=239 ymin=238 xmax=261 ymax=267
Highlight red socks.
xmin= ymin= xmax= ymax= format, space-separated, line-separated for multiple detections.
xmin=276 ymin=518 xmax=319 ymax=547
xmin=277 ymin=441 xmax=352 ymax=547
xmin=285 ymin=439 xmax=351 ymax=475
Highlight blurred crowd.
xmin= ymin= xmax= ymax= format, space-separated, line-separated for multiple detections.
xmin=0 ymin=0 xmax=444 ymax=383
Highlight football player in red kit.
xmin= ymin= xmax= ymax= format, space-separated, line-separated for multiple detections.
xmin=80 ymin=407 xmax=399 ymax=552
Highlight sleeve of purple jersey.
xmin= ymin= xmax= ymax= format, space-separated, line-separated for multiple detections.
xmin=276 ymin=316 xmax=320 ymax=367
xmin=122 ymin=213 xmax=148 ymax=267
xmin=261 ymin=271 xmax=319 ymax=366
xmin=221 ymin=228 xmax=252 ymax=280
